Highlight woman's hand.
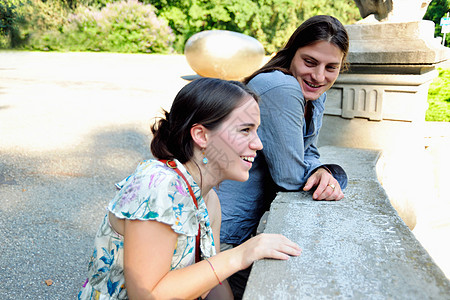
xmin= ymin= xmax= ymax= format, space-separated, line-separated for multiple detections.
xmin=235 ymin=233 xmax=302 ymax=270
xmin=123 ymin=220 xmax=300 ymax=299
xmin=303 ymin=167 xmax=344 ymax=200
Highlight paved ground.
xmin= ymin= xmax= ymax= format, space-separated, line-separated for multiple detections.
xmin=0 ymin=51 xmax=448 ymax=299
xmin=0 ymin=51 xmax=195 ymax=299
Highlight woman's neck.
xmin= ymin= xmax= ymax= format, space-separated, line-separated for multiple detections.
xmin=183 ymin=160 xmax=217 ymax=198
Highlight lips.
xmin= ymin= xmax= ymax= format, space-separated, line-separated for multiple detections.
xmin=240 ymin=156 xmax=255 ymax=163
xmin=304 ymin=80 xmax=322 ymax=88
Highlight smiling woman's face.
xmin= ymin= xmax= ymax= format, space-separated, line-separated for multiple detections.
xmin=205 ymin=95 xmax=262 ymax=183
xmin=289 ymin=40 xmax=344 ymax=101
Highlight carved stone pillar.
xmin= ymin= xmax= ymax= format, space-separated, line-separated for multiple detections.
xmin=319 ymin=20 xmax=449 ymax=229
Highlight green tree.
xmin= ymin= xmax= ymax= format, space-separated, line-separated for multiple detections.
xmin=0 ymin=0 xmax=70 ymax=48
xmin=424 ymin=0 xmax=450 ymax=46
xmin=297 ymin=0 xmax=360 ymax=25
xmin=0 ymin=0 xmax=27 ymax=47
xmin=2 ymin=0 xmax=361 ymax=53
xmin=148 ymin=0 xmax=360 ymax=53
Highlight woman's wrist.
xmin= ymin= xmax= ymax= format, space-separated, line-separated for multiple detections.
xmin=314 ymin=166 xmax=331 ymax=175
xmin=226 ymin=244 xmax=246 ymax=272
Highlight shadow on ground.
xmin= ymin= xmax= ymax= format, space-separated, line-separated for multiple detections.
xmin=0 ymin=127 xmax=153 ymax=299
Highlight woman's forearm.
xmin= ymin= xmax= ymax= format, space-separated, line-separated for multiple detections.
xmin=151 ymin=248 xmax=241 ymax=299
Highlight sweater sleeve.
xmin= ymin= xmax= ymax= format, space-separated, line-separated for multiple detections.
xmin=253 ymin=75 xmax=319 ymax=190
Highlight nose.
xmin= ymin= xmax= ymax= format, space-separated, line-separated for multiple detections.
xmin=250 ymin=133 xmax=263 ymax=150
xmin=311 ymin=66 xmax=325 ymax=83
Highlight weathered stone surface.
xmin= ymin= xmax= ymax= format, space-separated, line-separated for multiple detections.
xmin=184 ymin=30 xmax=265 ymax=80
xmin=346 ymin=21 xmax=448 ymax=65
xmin=243 ymin=147 xmax=450 ymax=299
xmin=319 ymin=20 xmax=450 ymax=230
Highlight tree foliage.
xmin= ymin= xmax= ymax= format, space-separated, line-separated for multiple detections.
xmin=0 ymin=0 xmax=27 ymax=47
xmin=1 ymin=0 xmax=361 ymax=52
xmin=424 ymin=0 xmax=450 ymax=46
xmin=426 ymin=68 xmax=450 ymax=121
xmin=147 ymin=0 xmax=360 ymax=53
xmin=26 ymin=0 xmax=175 ymax=53
xmin=3 ymin=0 xmax=450 ymax=52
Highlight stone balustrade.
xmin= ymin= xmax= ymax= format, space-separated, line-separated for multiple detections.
xmin=243 ymin=146 xmax=450 ymax=299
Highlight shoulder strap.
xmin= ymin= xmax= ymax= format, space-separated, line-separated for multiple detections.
xmin=159 ymin=159 xmax=201 ymax=263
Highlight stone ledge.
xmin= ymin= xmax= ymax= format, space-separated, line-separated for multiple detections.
xmin=243 ymin=147 xmax=450 ymax=299
xmin=345 ymin=21 xmax=449 ymax=65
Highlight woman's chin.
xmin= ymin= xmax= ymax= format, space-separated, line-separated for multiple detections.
xmin=303 ymin=90 xmax=322 ymax=101
xmin=232 ymin=173 xmax=250 ymax=182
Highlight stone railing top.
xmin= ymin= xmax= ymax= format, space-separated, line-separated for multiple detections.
xmin=345 ymin=21 xmax=449 ymax=65
xmin=243 ymin=146 xmax=450 ymax=299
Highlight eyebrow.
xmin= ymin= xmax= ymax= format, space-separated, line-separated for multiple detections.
xmin=239 ymin=123 xmax=257 ymax=127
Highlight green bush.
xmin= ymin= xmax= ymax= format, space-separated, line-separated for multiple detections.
xmin=0 ymin=0 xmax=27 ymax=48
xmin=150 ymin=0 xmax=360 ymax=54
xmin=66 ymin=0 xmax=121 ymax=9
xmin=21 ymin=0 xmax=69 ymax=45
xmin=1 ymin=0 xmax=70 ymax=49
xmin=423 ymin=0 xmax=450 ymax=46
xmin=426 ymin=68 xmax=450 ymax=122
xmin=2 ymin=0 xmax=360 ymax=53
xmin=27 ymin=0 xmax=175 ymax=53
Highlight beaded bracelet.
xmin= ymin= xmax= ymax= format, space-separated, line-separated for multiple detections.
xmin=204 ymin=257 xmax=222 ymax=285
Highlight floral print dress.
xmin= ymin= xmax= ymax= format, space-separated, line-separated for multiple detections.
xmin=78 ymin=159 xmax=216 ymax=299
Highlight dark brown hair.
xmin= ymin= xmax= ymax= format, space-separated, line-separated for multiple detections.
xmin=244 ymin=15 xmax=349 ymax=84
xmin=151 ymin=77 xmax=259 ymax=163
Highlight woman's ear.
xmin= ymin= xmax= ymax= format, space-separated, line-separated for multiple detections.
xmin=190 ymin=124 xmax=208 ymax=148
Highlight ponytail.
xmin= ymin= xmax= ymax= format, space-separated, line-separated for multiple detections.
xmin=150 ymin=110 xmax=175 ymax=160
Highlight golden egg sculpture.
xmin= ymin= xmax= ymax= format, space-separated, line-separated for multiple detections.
xmin=184 ymin=30 xmax=265 ymax=80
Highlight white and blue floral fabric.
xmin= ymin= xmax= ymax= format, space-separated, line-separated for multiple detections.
xmin=78 ymin=159 xmax=215 ymax=299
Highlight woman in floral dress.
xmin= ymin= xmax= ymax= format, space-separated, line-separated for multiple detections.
xmin=78 ymin=78 xmax=301 ymax=299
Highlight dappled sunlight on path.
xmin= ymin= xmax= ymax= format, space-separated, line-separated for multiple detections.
xmin=0 ymin=52 xmax=194 ymax=152
xmin=0 ymin=52 xmax=195 ymax=298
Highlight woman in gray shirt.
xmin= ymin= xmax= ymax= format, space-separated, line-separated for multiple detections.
xmin=217 ymin=15 xmax=350 ymax=299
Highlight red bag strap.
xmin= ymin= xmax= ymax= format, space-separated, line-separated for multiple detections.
xmin=159 ymin=159 xmax=201 ymax=263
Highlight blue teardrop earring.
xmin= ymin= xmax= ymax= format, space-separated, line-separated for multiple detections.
xmin=202 ymin=149 xmax=208 ymax=164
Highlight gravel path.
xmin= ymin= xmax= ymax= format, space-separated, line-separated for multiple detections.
xmin=0 ymin=51 xmax=194 ymax=299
